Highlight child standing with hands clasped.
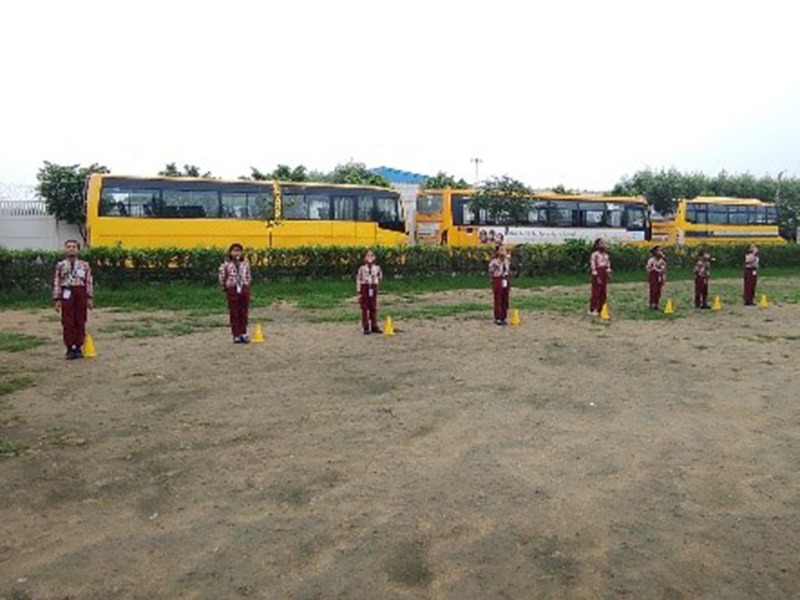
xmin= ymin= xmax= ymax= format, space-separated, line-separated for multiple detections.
xmin=646 ymin=245 xmax=667 ymax=311
xmin=488 ymin=245 xmax=511 ymax=325
xmin=694 ymin=249 xmax=712 ymax=309
xmin=219 ymin=243 xmax=252 ymax=343
xmin=589 ymin=238 xmax=611 ymax=316
xmin=53 ymin=240 xmax=94 ymax=359
xmin=743 ymin=244 xmax=760 ymax=305
xmin=356 ymin=249 xmax=383 ymax=334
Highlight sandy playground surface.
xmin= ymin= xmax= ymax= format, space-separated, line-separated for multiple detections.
xmin=1 ymin=289 xmax=800 ymax=599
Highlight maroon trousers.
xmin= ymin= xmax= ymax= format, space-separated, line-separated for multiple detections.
xmin=648 ymin=271 xmax=664 ymax=308
xmin=61 ymin=286 xmax=88 ymax=348
xmin=694 ymin=275 xmax=709 ymax=307
xmin=360 ymin=284 xmax=379 ymax=331
xmin=225 ymin=287 xmax=250 ymax=337
xmin=492 ymin=276 xmax=510 ymax=320
xmin=590 ymin=268 xmax=609 ymax=313
xmin=743 ymin=268 xmax=758 ymax=305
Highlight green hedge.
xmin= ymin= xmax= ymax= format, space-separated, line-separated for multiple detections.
xmin=1 ymin=241 xmax=797 ymax=293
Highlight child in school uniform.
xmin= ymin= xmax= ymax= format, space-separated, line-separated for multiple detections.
xmin=694 ymin=249 xmax=712 ymax=309
xmin=646 ymin=245 xmax=667 ymax=311
xmin=219 ymin=243 xmax=252 ymax=343
xmin=743 ymin=244 xmax=760 ymax=305
xmin=356 ymin=249 xmax=383 ymax=334
xmin=589 ymin=238 xmax=611 ymax=316
xmin=52 ymin=239 xmax=94 ymax=359
xmin=488 ymin=244 xmax=511 ymax=325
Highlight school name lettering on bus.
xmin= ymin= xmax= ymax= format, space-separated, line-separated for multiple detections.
xmin=477 ymin=227 xmax=646 ymax=245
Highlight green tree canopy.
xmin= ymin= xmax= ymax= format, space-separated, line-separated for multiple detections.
xmin=158 ymin=163 xmax=213 ymax=178
xmin=246 ymin=164 xmax=308 ymax=182
xmin=328 ymin=162 xmax=390 ymax=187
xmin=612 ymin=168 xmax=800 ymax=215
xmin=470 ymin=176 xmax=532 ymax=225
xmin=423 ymin=171 xmax=469 ymax=189
xmin=36 ymin=161 xmax=109 ymax=243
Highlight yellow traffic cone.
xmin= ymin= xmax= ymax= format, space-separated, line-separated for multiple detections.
xmin=383 ymin=317 xmax=395 ymax=336
xmin=600 ymin=303 xmax=610 ymax=320
xmin=509 ymin=308 xmax=521 ymax=326
xmin=759 ymin=294 xmax=769 ymax=309
xmin=664 ymin=299 xmax=674 ymax=315
xmin=251 ymin=323 xmax=265 ymax=343
xmin=712 ymin=296 xmax=722 ymax=311
xmin=83 ymin=332 xmax=97 ymax=358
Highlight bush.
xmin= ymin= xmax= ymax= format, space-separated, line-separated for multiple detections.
xmin=0 ymin=242 xmax=796 ymax=294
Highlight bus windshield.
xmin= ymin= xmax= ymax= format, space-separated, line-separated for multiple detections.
xmin=417 ymin=194 xmax=443 ymax=215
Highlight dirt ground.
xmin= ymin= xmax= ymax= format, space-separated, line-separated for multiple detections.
xmin=2 ymin=291 xmax=800 ymax=599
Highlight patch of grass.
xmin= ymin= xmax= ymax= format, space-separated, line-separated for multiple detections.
xmin=0 ymin=331 xmax=47 ymax=353
xmin=0 ymin=437 xmax=26 ymax=456
xmin=0 ymin=376 xmax=35 ymax=397
xmin=98 ymin=315 xmax=224 ymax=338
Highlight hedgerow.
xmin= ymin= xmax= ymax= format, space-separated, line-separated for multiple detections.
xmin=1 ymin=241 xmax=797 ymax=293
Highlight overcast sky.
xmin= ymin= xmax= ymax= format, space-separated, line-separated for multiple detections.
xmin=2 ymin=0 xmax=799 ymax=190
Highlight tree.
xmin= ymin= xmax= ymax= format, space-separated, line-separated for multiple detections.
xmin=551 ymin=184 xmax=576 ymax=195
xmin=158 ymin=163 xmax=212 ymax=178
xmin=329 ymin=162 xmax=390 ymax=187
xmin=469 ymin=176 xmax=532 ymax=224
xmin=36 ymin=161 xmax=109 ymax=243
xmin=423 ymin=171 xmax=469 ymax=189
xmin=244 ymin=165 xmax=309 ymax=182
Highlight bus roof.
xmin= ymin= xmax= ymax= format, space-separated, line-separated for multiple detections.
xmin=91 ymin=173 xmax=397 ymax=193
xmin=683 ymin=197 xmax=776 ymax=207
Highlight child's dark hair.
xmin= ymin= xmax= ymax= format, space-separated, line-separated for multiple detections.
xmin=227 ymin=242 xmax=243 ymax=257
xmin=592 ymin=238 xmax=604 ymax=251
xmin=64 ymin=239 xmax=81 ymax=249
xmin=650 ymin=245 xmax=661 ymax=255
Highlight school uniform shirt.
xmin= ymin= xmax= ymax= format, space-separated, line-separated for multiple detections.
xmin=646 ymin=257 xmax=666 ymax=276
xmin=694 ymin=258 xmax=711 ymax=278
xmin=745 ymin=253 xmax=760 ymax=273
xmin=590 ymin=251 xmax=611 ymax=275
xmin=488 ymin=258 xmax=510 ymax=278
xmin=357 ymin=264 xmax=383 ymax=286
xmin=218 ymin=259 xmax=252 ymax=290
xmin=52 ymin=259 xmax=94 ymax=300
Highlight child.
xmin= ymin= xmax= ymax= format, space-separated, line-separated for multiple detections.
xmin=589 ymin=238 xmax=611 ymax=316
xmin=356 ymin=249 xmax=383 ymax=334
xmin=488 ymin=244 xmax=511 ymax=325
xmin=743 ymin=244 xmax=760 ymax=305
xmin=219 ymin=243 xmax=252 ymax=343
xmin=52 ymin=240 xmax=94 ymax=359
xmin=694 ymin=249 xmax=712 ymax=309
xmin=646 ymin=245 xmax=667 ymax=310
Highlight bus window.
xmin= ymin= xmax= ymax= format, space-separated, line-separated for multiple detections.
xmin=708 ymin=208 xmax=728 ymax=225
xmin=624 ymin=205 xmax=645 ymax=228
xmin=524 ymin=200 xmax=548 ymax=225
xmin=221 ymin=192 xmax=274 ymax=219
xmin=417 ymin=194 xmax=443 ymax=215
xmin=357 ymin=197 xmax=376 ymax=221
xmin=333 ymin=196 xmax=355 ymax=220
xmin=607 ymin=205 xmax=624 ymax=228
xmin=282 ymin=192 xmax=330 ymax=220
xmin=162 ymin=190 xmax=219 ymax=218
xmin=729 ymin=206 xmax=748 ymax=225
xmin=549 ymin=201 xmax=578 ymax=227
xmin=766 ymin=207 xmax=778 ymax=224
xmin=375 ymin=196 xmax=399 ymax=223
xmin=100 ymin=187 xmax=160 ymax=217
xmin=579 ymin=203 xmax=605 ymax=227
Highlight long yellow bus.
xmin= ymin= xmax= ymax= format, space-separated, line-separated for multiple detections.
xmin=651 ymin=197 xmax=784 ymax=244
xmin=416 ymin=188 xmax=650 ymax=246
xmin=86 ymin=174 xmax=408 ymax=248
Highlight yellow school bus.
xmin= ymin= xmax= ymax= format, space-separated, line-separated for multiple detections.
xmin=415 ymin=188 xmax=650 ymax=246
xmin=652 ymin=197 xmax=784 ymax=245
xmin=86 ymin=174 xmax=408 ymax=248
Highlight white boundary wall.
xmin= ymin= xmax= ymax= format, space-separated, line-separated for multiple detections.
xmin=0 ymin=201 xmax=82 ymax=250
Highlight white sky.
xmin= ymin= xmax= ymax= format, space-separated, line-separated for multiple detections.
xmin=2 ymin=0 xmax=799 ymax=190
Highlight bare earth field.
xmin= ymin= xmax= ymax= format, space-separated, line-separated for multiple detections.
xmin=2 ymin=285 xmax=800 ymax=599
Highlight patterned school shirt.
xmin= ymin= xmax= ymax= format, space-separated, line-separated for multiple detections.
xmin=53 ymin=259 xmax=94 ymax=299
xmin=590 ymin=250 xmax=611 ymax=275
xmin=356 ymin=264 xmax=383 ymax=286
xmin=744 ymin=253 xmax=760 ymax=272
xmin=218 ymin=259 xmax=252 ymax=289
xmin=694 ymin=258 xmax=711 ymax=278
xmin=488 ymin=258 xmax=510 ymax=278
xmin=646 ymin=256 xmax=666 ymax=275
